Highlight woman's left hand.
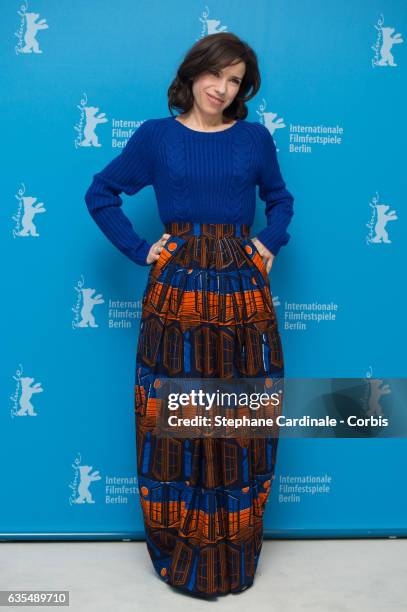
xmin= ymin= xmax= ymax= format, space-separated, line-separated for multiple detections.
xmin=251 ymin=237 xmax=275 ymax=273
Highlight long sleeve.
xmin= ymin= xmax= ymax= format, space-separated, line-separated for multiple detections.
xmin=254 ymin=123 xmax=294 ymax=257
xmin=84 ymin=119 xmax=154 ymax=266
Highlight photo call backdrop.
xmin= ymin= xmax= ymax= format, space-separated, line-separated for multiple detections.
xmin=2 ymin=0 xmax=406 ymax=540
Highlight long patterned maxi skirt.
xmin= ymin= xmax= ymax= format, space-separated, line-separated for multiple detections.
xmin=135 ymin=222 xmax=284 ymax=597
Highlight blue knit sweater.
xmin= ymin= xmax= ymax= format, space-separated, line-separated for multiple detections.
xmin=84 ymin=115 xmax=294 ymax=266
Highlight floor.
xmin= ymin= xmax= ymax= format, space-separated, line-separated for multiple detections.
xmin=2 ymin=538 xmax=406 ymax=611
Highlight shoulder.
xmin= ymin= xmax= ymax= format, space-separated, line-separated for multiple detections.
xmin=126 ymin=118 xmax=170 ymax=153
xmin=131 ymin=117 xmax=172 ymax=136
xmin=237 ymin=120 xmax=274 ymax=147
xmin=133 ymin=117 xmax=161 ymax=135
xmin=245 ymin=120 xmax=273 ymax=141
xmin=134 ymin=116 xmax=176 ymax=140
xmin=142 ymin=116 xmax=176 ymax=129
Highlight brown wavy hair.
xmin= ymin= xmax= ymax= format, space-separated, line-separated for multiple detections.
xmin=168 ymin=32 xmax=261 ymax=120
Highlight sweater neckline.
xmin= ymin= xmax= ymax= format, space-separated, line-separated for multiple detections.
xmin=171 ymin=115 xmax=240 ymax=135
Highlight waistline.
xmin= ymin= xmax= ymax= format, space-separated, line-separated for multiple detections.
xmin=163 ymin=221 xmax=250 ymax=238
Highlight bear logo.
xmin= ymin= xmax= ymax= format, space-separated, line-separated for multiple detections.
xmin=73 ymin=465 xmax=101 ymax=504
xmin=200 ymin=17 xmax=227 ymax=35
xmin=20 ymin=12 xmax=49 ymax=54
xmin=15 ymin=196 xmax=46 ymax=237
xmin=261 ymin=111 xmax=286 ymax=136
xmin=376 ymin=26 xmax=403 ymax=67
xmin=365 ymin=379 xmax=391 ymax=418
xmin=15 ymin=376 xmax=44 ymax=416
xmin=77 ymin=288 xmax=104 ymax=328
xmin=369 ymin=204 xmax=398 ymax=244
xmin=80 ymin=106 xmax=108 ymax=147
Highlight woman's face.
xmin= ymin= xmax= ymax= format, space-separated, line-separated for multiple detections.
xmin=191 ymin=61 xmax=246 ymax=117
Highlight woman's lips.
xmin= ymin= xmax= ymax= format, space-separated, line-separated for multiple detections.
xmin=206 ymin=92 xmax=224 ymax=106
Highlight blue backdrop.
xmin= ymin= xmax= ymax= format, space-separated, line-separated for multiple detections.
xmin=1 ymin=0 xmax=406 ymax=540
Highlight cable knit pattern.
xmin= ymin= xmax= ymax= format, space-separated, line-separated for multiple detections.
xmin=227 ymin=126 xmax=254 ymax=216
xmin=162 ymin=128 xmax=191 ymax=220
xmin=84 ymin=115 xmax=294 ymax=266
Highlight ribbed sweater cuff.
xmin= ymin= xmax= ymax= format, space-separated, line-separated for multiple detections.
xmin=254 ymin=227 xmax=286 ymax=257
xmin=132 ymin=240 xmax=152 ymax=266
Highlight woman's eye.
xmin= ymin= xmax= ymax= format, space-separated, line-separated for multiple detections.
xmin=209 ymin=70 xmax=240 ymax=84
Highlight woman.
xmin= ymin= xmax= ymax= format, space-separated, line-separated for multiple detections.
xmin=85 ymin=32 xmax=294 ymax=597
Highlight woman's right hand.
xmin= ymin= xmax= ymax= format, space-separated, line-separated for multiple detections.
xmin=146 ymin=233 xmax=171 ymax=265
